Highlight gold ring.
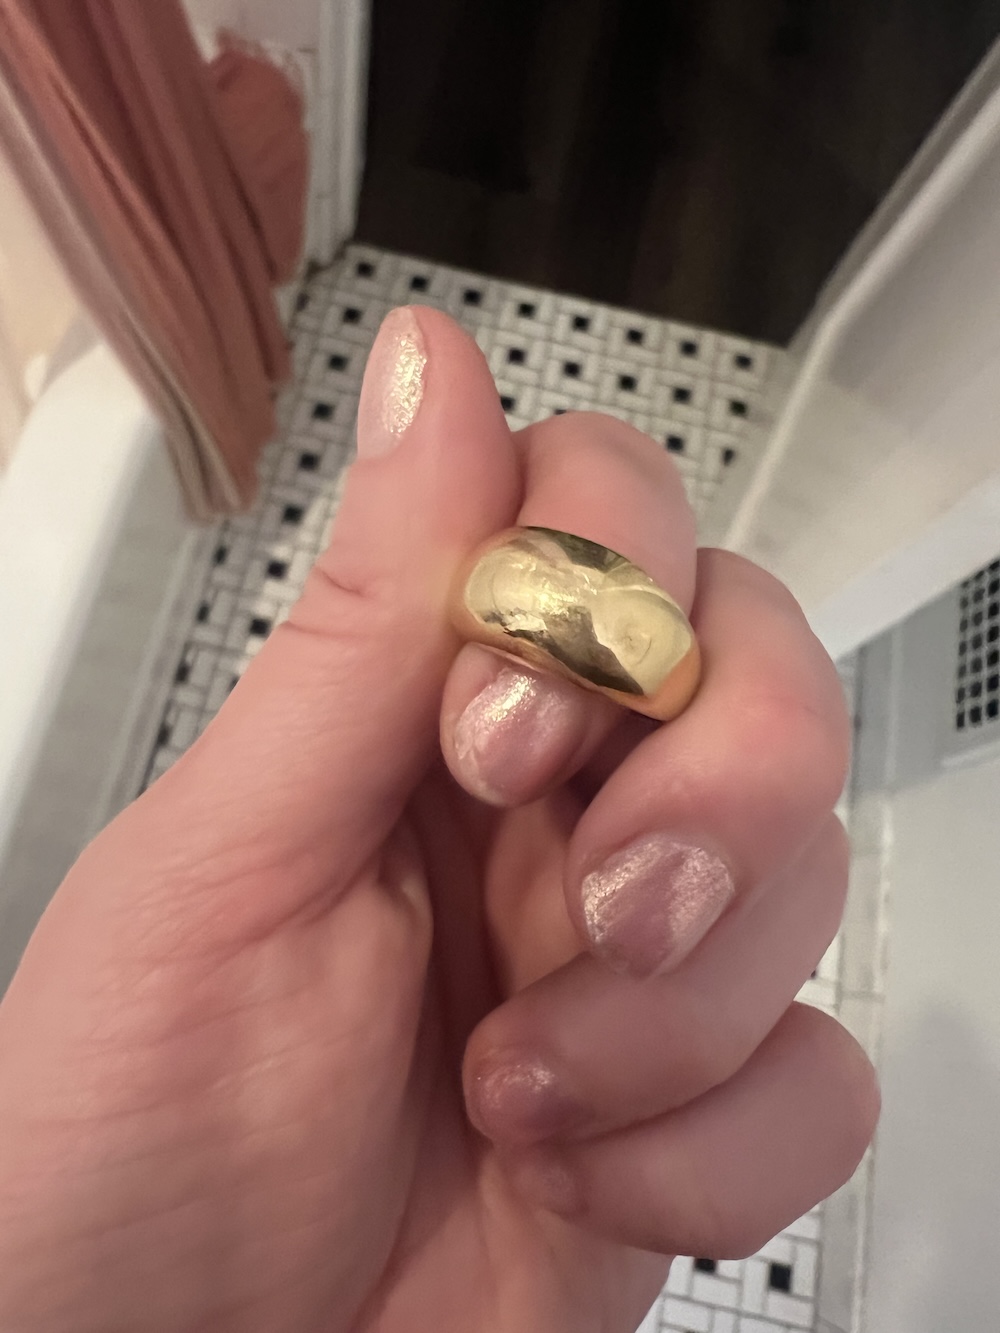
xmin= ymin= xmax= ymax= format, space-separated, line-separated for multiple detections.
xmin=449 ymin=526 xmax=700 ymax=722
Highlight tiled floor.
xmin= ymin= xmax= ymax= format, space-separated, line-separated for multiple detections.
xmin=140 ymin=243 xmax=847 ymax=1331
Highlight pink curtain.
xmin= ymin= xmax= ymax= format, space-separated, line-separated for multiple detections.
xmin=0 ymin=1 xmax=309 ymax=516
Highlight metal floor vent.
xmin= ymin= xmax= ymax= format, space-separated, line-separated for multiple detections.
xmin=955 ymin=560 xmax=1000 ymax=733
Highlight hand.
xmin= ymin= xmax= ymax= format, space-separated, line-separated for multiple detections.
xmin=0 ymin=308 xmax=878 ymax=1333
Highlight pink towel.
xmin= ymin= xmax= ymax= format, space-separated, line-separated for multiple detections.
xmin=210 ymin=44 xmax=309 ymax=284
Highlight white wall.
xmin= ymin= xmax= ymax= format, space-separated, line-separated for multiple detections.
xmin=0 ymin=343 xmax=207 ymax=992
xmin=182 ymin=0 xmax=319 ymax=51
xmin=0 ymin=150 xmax=79 ymax=462
xmin=725 ymin=40 xmax=1000 ymax=661
xmin=858 ymin=597 xmax=1000 ymax=1331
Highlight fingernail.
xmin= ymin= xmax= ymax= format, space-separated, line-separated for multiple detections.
xmin=506 ymin=1145 xmax=582 ymax=1218
xmin=452 ymin=666 xmax=583 ymax=805
xmin=467 ymin=1055 xmax=584 ymax=1145
xmin=357 ymin=306 xmax=427 ymax=458
xmin=581 ymin=833 xmax=735 ymax=978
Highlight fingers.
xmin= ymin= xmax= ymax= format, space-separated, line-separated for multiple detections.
xmin=464 ymin=817 xmax=848 ymax=1145
xmin=441 ymin=412 xmax=697 ymax=805
xmin=507 ymin=1003 xmax=880 ymax=1258
xmin=564 ymin=547 xmax=850 ymax=978
xmin=84 ymin=308 xmax=522 ymax=942
xmin=441 ymin=645 xmax=621 ymax=806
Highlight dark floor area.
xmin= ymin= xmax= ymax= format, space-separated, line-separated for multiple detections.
xmin=357 ymin=0 xmax=998 ymax=342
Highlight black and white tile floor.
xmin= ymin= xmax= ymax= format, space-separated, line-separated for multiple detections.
xmin=141 ymin=244 xmax=842 ymax=1332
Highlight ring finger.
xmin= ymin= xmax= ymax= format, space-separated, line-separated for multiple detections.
xmin=440 ymin=411 xmax=697 ymax=807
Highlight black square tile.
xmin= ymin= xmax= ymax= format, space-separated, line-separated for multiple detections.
xmin=694 ymin=1258 xmax=717 ymax=1274
xmin=518 ymin=301 xmax=536 ymax=318
xmin=722 ymin=446 xmax=738 ymax=466
xmin=228 ymin=675 xmax=240 ymax=694
xmin=283 ymin=504 xmax=304 ymax=524
xmin=563 ymin=361 xmax=581 ymax=378
xmin=299 ymin=451 xmax=320 ymax=471
xmin=572 ymin=314 xmax=590 ymax=332
xmin=213 ymin=544 xmax=228 ymax=565
xmin=267 ymin=559 xmax=288 ymax=579
xmin=729 ymin=399 xmax=748 ymax=417
xmin=156 ymin=722 xmax=172 ymax=748
xmin=971 ymin=705 xmax=983 ymax=725
xmin=328 ymin=353 xmax=349 ymax=372
xmin=666 ymin=434 xmax=685 ymax=452
xmin=312 ymin=402 xmax=333 ymax=421
xmin=734 ymin=352 xmax=754 ymax=370
xmin=249 ymin=616 xmax=272 ymax=639
xmin=355 ymin=260 xmax=375 ymax=277
xmin=500 ymin=395 xmax=516 ymax=412
xmin=174 ymin=660 xmax=190 ymax=684
xmin=680 ymin=339 xmax=699 ymax=356
xmin=463 ymin=288 xmax=482 ymax=305
xmin=196 ymin=600 xmax=210 ymax=623
xmin=618 ymin=374 xmax=637 ymax=391
xmin=343 ymin=307 xmax=362 ymax=324
xmin=989 ymin=699 xmax=999 ymax=720
xmin=626 ymin=327 xmax=644 ymax=345
xmin=410 ymin=274 xmax=429 ymax=291
xmin=507 ymin=347 xmax=526 ymax=365
xmin=768 ymin=1263 xmax=792 ymax=1293
xmin=295 ymin=291 xmax=309 ymax=312
xmin=552 ymin=407 xmax=567 ymax=415
xmin=672 ymin=386 xmax=692 ymax=404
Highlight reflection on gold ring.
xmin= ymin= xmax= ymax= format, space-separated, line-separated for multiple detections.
xmin=449 ymin=527 xmax=700 ymax=722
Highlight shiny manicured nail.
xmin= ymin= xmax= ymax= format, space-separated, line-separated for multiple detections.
xmin=467 ymin=1055 xmax=584 ymax=1145
xmin=356 ymin=306 xmax=427 ymax=458
xmin=452 ymin=665 xmax=582 ymax=805
xmin=581 ymin=833 xmax=735 ymax=978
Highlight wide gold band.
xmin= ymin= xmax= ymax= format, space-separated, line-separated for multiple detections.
xmin=449 ymin=526 xmax=701 ymax=722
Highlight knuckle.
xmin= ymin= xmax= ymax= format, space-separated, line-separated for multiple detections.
xmin=817 ymin=1010 xmax=882 ymax=1158
xmin=737 ymin=688 xmax=851 ymax=815
xmin=787 ymin=1004 xmax=881 ymax=1167
xmin=668 ymin=993 xmax=750 ymax=1099
xmin=667 ymin=1182 xmax=775 ymax=1263
xmin=527 ymin=410 xmax=693 ymax=504
xmin=698 ymin=548 xmax=806 ymax=621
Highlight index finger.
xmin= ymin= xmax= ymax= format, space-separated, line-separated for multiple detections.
xmin=440 ymin=412 xmax=698 ymax=806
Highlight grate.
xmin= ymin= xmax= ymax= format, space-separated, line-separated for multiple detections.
xmin=954 ymin=560 xmax=1000 ymax=732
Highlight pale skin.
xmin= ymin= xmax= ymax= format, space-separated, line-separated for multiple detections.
xmin=0 ymin=308 xmax=879 ymax=1333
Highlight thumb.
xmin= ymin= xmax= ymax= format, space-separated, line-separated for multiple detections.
xmin=92 ymin=307 xmax=522 ymax=932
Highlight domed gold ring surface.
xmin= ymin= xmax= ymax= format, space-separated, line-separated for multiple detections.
xmin=449 ymin=526 xmax=700 ymax=722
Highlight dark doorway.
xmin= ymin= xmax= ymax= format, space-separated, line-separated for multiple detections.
xmin=357 ymin=0 xmax=998 ymax=343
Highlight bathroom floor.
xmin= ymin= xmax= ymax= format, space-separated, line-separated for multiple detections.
xmin=139 ymin=243 xmax=848 ymax=1332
